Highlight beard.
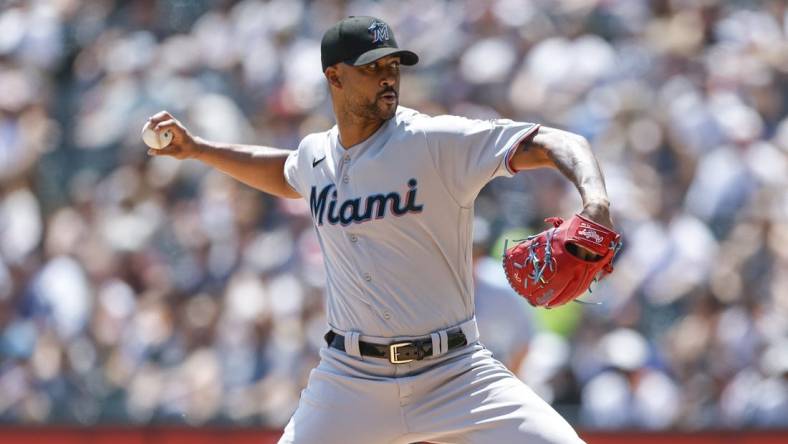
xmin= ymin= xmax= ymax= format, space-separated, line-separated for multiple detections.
xmin=351 ymin=88 xmax=398 ymax=122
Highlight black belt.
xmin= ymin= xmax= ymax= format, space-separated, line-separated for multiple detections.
xmin=324 ymin=329 xmax=467 ymax=364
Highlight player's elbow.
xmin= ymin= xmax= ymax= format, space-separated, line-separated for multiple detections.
xmin=543 ymin=127 xmax=592 ymax=158
xmin=571 ymin=133 xmax=591 ymax=152
xmin=281 ymin=187 xmax=302 ymax=199
xmin=511 ymin=127 xmax=593 ymax=171
xmin=276 ymin=177 xmax=302 ymax=199
xmin=552 ymin=128 xmax=590 ymax=151
xmin=534 ymin=126 xmax=590 ymax=150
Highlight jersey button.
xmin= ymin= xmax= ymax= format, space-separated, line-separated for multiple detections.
xmin=344 ymin=154 xmax=351 ymax=162
xmin=349 ymin=234 xmax=358 ymax=243
xmin=342 ymin=175 xmax=349 ymax=184
xmin=383 ymin=311 xmax=391 ymax=320
xmin=363 ymin=273 xmax=372 ymax=282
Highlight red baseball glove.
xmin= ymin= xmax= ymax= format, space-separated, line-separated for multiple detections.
xmin=502 ymin=214 xmax=622 ymax=308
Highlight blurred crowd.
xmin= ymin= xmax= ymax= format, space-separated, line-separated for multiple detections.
xmin=1 ymin=0 xmax=787 ymax=430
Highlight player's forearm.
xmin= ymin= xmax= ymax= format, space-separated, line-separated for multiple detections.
xmin=524 ymin=128 xmax=610 ymax=209
xmin=194 ymin=138 xmax=300 ymax=199
xmin=548 ymin=136 xmax=609 ymax=208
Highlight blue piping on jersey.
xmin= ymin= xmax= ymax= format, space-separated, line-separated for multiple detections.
xmin=310 ymin=179 xmax=424 ymax=226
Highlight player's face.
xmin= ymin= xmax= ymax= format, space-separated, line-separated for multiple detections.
xmin=339 ymin=55 xmax=401 ymax=121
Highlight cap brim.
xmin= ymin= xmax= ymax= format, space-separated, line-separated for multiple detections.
xmin=348 ymin=47 xmax=419 ymax=67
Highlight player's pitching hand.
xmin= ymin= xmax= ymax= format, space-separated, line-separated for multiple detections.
xmin=144 ymin=111 xmax=202 ymax=160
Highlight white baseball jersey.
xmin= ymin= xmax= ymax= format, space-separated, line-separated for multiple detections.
xmin=284 ymin=106 xmax=538 ymax=338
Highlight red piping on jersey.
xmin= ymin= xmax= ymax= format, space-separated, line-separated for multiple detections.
xmin=506 ymin=124 xmax=541 ymax=174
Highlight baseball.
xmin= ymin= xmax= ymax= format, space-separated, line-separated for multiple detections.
xmin=140 ymin=121 xmax=173 ymax=149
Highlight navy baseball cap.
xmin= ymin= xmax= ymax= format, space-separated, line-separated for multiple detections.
xmin=321 ymin=16 xmax=419 ymax=71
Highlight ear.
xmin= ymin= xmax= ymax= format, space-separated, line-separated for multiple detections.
xmin=325 ymin=66 xmax=342 ymax=89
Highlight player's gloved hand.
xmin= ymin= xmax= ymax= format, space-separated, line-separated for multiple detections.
xmin=574 ymin=201 xmax=614 ymax=260
xmin=145 ymin=111 xmax=203 ymax=160
xmin=502 ymin=213 xmax=622 ymax=308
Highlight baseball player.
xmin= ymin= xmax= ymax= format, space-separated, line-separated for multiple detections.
xmin=146 ymin=16 xmax=614 ymax=444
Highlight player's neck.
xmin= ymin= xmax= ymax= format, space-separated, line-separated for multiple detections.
xmin=334 ymin=104 xmax=387 ymax=149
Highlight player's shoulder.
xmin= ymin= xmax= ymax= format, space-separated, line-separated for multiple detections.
xmin=392 ymin=105 xmax=429 ymax=132
xmin=396 ymin=106 xmax=487 ymax=135
xmin=285 ymin=128 xmax=333 ymax=174
xmin=294 ymin=126 xmax=334 ymax=158
xmin=298 ymin=127 xmax=333 ymax=149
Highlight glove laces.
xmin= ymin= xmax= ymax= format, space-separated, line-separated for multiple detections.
xmin=506 ymin=226 xmax=558 ymax=289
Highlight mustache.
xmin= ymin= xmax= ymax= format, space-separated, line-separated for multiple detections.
xmin=378 ymin=87 xmax=397 ymax=98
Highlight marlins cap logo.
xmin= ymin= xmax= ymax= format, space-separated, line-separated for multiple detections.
xmin=368 ymin=20 xmax=390 ymax=44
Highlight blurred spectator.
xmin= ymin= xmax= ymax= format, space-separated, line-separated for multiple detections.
xmin=0 ymin=0 xmax=787 ymax=431
xmin=472 ymin=217 xmax=535 ymax=373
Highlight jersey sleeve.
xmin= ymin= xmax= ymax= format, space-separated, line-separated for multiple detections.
xmin=283 ymin=132 xmax=326 ymax=198
xmin=422 ymin=115 xmax=539 ymax=206
xmin=283 ymin=146 xmax=304 ymax=198
xmin=285 ymin=131 xmax=332 ymax=199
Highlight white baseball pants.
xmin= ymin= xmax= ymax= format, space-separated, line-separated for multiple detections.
xmin=278 ymin=341 xmax=585 ymax=444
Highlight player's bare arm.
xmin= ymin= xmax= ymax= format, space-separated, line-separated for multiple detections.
xmin=145 ymin=111 xmax=300 ymax=199
xmin=509 ymin=126 xmax=613 ymax=229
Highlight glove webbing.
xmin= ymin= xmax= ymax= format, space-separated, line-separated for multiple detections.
xmin=511 ymin=226 xmax=558 ymax=289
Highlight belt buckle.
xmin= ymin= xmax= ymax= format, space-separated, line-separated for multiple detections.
xmin=389 ymin=342 xmax=414 ymax=364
